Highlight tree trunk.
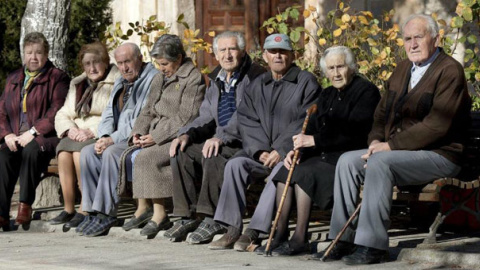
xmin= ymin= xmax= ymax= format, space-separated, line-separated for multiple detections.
xmin=20 ymin=0 xmax=71 ymax=72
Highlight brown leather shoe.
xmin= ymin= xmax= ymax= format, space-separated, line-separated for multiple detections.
xmin=14 ymin=203 xmax=32 ymax=226
xmin=208 ymin=233 xmax=239 ymax=250
xmin=234 ymin=233 xmax=257 ymax=251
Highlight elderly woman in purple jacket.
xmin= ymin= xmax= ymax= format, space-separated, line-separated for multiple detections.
xmin=0 ymin=32 xmax=69 ymax=230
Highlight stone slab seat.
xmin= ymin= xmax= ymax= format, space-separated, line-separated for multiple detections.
xmin=46 ymin=158 xmax=59 ymax=175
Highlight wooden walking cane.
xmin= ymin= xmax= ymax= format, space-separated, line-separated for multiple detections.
xmin=320 ymin=202 xmax=362 ymax=261
xmin=264 ymin=104 xmax=317 ymax=256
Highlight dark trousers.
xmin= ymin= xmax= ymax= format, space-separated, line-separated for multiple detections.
xmin=170 ymin=142 xmax=240 ymax=218
xmin=0 ymin=140 xmax=52 ymax=218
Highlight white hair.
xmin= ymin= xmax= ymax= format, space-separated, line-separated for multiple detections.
xmin=114 ymin=42 xmax=141 ymax=58
xmin=213 ymin=31 xmax=246 ymax=55
xmin=402 ymin=14 xmax=439 ymax=38
xmin=319 ymin=46 xmax=357 ymax=74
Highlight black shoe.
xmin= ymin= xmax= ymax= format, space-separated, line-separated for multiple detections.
xmin=49 ymin=211 xmax=76 ymax=225
xmin=255 ymin=241 xmax=282 ymax=255
xmin=122 ymin=208 xmax=153 ymax=231
xmin=341 ymin=245 xmax=389 ymax=265
xmin=271 ymin=241 xmax=310 ymax=256
xmin=64 ymin=213 xmax=86 ymax=229
xmin=311 ymin=241 xmax=356 ymax=261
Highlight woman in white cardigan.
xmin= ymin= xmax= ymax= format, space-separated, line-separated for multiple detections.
xmin=50 ymin=42 xmax=120 ymax=228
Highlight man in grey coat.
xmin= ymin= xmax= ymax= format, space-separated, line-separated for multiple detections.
xmin=208 ymin=33 xmax=320 ymax=250
xmin=167 ymin=31 xmax=265 ymax=244
xmin=77 ymin=43 xmax=159 ymax=237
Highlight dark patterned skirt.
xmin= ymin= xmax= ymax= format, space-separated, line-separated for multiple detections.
xmin=272 ymin=155 xmax=337 ymax=210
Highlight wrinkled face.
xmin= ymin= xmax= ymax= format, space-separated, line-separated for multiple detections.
xmin=82 ymin=53 xmax=108 ymax=82
xmin=114 ymin=46 xmax=143 ymax=82
xmin=403 ymin=18 xmax=439 ymax=65
xmin=155 ymin=57 xmax=182 ymax=78
xmin=215 ymin=37 xmax=245 ymax=72
xmin=325 ymin=53 xmax=354 ymax=91
xmin=23 ymin=43 xmax=48 ymax=72
xmin=262 ymin=49 xmax=294 ymax=77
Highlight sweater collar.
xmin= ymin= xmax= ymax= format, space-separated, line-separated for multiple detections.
xmin=208 ymin=54 xmax=253 ymax=81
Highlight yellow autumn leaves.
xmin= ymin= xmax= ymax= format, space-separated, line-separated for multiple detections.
xmin=104 ymin=14 xmax=212 ymax=72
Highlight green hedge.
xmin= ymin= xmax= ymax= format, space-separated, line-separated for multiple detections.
xmin=0 ymin=0 xmax=112 ymax=91
xmin=0 ymin=0 xmax=27 ymax=91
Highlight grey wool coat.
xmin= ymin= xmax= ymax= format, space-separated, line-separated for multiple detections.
xmin=118 ymin=58 xmax=206 ymax=199
xmin=237 ymin=65 xmax=321 ymax=159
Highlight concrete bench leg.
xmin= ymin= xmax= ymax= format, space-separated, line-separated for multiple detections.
xmin=33 ymin=175 xmax=62 ymax=209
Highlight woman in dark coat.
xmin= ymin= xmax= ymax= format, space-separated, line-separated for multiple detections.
xmin=260 ymin=46 xmax=381 ymax=255
xmin=0 ymin=32 xmax=69 ymax=230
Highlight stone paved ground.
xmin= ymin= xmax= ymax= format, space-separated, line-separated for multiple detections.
xmin=5 ymin=184 xmax=480 ymax=269
xmin=1 ymin=216 xmax=479 ymax=270
xmin=0 ymin=226 xmax=457 ymax=270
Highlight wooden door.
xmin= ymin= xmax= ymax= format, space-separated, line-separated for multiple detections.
xmin=195 ymin=0 xmax=304 ymax=71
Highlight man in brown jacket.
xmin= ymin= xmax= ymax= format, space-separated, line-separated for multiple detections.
xmin=320 ymin=14 xmax=471 ymax=265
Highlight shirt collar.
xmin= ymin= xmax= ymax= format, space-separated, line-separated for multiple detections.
xmin=216 ymin=69 xmax=238 ymax=82
xmin=216 ymin=69 xmax=240 ymax=92
xmin=412 ymin=48 xmax=440 ymax=69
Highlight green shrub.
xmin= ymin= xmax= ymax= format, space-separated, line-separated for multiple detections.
xmin=0 ymin=0 xmax=112 ymax=91
xmin=103 ymin=14 xmax=212 ymax=73
xmin=67 ymin=0 xmax=113 ymax=76
xmin=0 ymin=0 xmax=27 ymax=91
xmin=258 ymin=0 xmax=480 ymax=109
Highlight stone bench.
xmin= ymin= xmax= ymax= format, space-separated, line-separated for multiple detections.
xmin=33 ymin=159 xmax=62 ymax=209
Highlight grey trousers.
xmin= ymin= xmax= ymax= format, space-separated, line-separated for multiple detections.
xmin=80 ymin=142 xmax=128 ymax=216
xmin=170 ymin=142 xmax=240 ymax=217
xmin=329 ymin=149 xmax=461 ymax=250
xmin=213 ymin=153 xmax=281 ymax=230
xmin=247 ymin=163 xmax=284 ymax=233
